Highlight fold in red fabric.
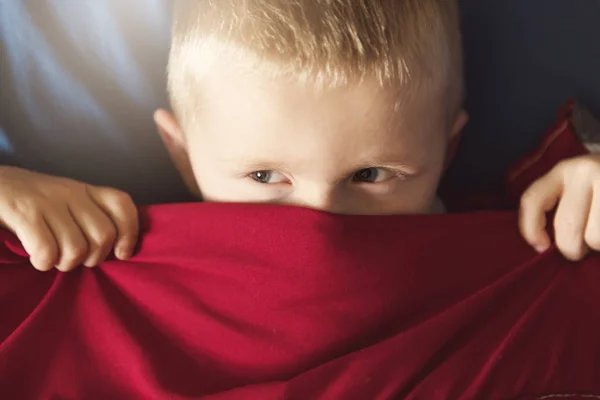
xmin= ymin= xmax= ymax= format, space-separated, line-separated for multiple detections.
xmin=0 ymin=204 xmax=599 ymax=400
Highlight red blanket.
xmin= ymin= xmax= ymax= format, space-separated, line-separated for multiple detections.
xmin=0 ymin=102 xmax=599 ymax=399
xmin=0 ymin=205 xmax=599 ymax=399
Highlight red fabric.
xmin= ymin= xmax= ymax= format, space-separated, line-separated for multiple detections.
xmin=0 ymin=204 xmax=599 ymax=400
xmin=1 ymin=101 xmax=600 ymax=399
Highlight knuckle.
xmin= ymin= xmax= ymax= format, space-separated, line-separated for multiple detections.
xmin=554 ymin=158 xmax=573 ymax=172
xmin=60 ymin=245 xmax=87 ymax=267
xmin=567 ymin=156 xmax=600 ymax=175
xmin=48 ymin=177 xmax=85 ymax=196
xmin=579 ymin=155 xmax=600 ymax=169
xmin=91 ymin=226 xmax=117 ymax=246
xmin=94 ymin=230 xmax=117 ymax=247
xmin=20 ymin=176 xmax=84 ymax=201
xmin=99 ymin=231 xmax=118 ymax=246
xmin=34 ymin=246 xmax=58 ymax=266
xmin=3 ymin=198 xmax=41 ymax=222
xmin=102 ymin=189 xmax=134 ymax=208
xmin=520 ymin=189 xmax=539 ymax=210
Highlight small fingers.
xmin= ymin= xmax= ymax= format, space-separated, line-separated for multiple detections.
xmin=519 ymin=173 xmax=562 ymax=253
xmin=69 ymin=201 xmax=117 ymax=268
xmin=584 ymin=181 xmax=600 ymax=252
xmin=553 ymin=180 xmax=592 ymax=261
xmin=14 ymin=215 xmax=59 ymax=272
xmin=88 ymin=186 xmax=139 ymax=260
xmin=45 ymin=208 xmax=89 ymax=272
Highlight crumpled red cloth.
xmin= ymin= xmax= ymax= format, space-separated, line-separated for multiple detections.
xmin=0 ymin=102 xmax=599 ymax=400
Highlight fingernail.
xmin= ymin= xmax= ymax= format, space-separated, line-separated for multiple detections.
xmin=116 ymin=247 xmax=131 ymax=260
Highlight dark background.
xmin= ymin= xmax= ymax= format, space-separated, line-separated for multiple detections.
xmin=446 ymin=0 xmax=600 ymax=192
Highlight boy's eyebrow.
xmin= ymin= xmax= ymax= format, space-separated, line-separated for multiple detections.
xmin=358 ymin=151 xmax=425 ymax=170
xmin=355 ymin=160 xmax=421 ymax=175
xmin=218 ymin=153 xmax=424 ymax=172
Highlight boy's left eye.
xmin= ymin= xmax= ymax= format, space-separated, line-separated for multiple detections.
xmin=352 ymin=167 xmax=396 ymax=183
xmin=249 ymin=170 xmax=288 ymax=184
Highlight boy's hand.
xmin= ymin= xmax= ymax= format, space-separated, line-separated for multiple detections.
xmin=0 ymin=167 xmax=139 ymax=272
xmin=519 ymin=154 xmax=600 ymax=261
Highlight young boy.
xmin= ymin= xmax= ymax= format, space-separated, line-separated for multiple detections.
xmin=2 ymin=0 xmax=599 ymax=271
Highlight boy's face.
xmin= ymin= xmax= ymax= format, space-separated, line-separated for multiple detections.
xmin=158 ymin=64 xmax=466 ymax=215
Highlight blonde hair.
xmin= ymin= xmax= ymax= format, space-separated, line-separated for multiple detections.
xmin=168 ymin=0 xmax=463 ymax=125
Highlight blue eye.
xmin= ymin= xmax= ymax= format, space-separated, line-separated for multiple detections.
xmin=353 ymin=168 xmax=379 ymax=183
xmin=352 ymin=167 xmax=396 ymax=183
xmin=249 ymin=170 xmax=288 ymax=184
xmin=250 ymin=171 xmax=272 ymax=183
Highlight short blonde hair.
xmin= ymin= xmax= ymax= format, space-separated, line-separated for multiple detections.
xmin=168 ymin=0 xmax=463 ymax=125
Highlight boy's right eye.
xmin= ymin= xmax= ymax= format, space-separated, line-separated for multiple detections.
xmin=249 ymin=170 xmax=288 ymax=184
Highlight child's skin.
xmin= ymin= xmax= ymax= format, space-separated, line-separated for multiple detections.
xmin=0 ymin=166 xmax=138 ymax=271
xmin=1 ymin=47 xmax=598 ymax=271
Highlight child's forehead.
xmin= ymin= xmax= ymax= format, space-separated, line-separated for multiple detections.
xmin=186 ymin=67 xmax=447 ymax=177
xmin=204 ymin=59 xmax=438 ymax=121
xmin=194 ymin=78 xmax=443 ymax=169
xmin=198 ymin=75 xmax=444 ymax=159
xmin=175 ymin=43 xmax=450 ymax=138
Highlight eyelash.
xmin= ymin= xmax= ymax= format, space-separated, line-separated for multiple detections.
xmin=247 ymin=168 xmax=409 ymax=185
xmin=352 ymin=167 xmax=408 ymax=183
xmin=248 ymin=170 xmax=289 ymax=184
